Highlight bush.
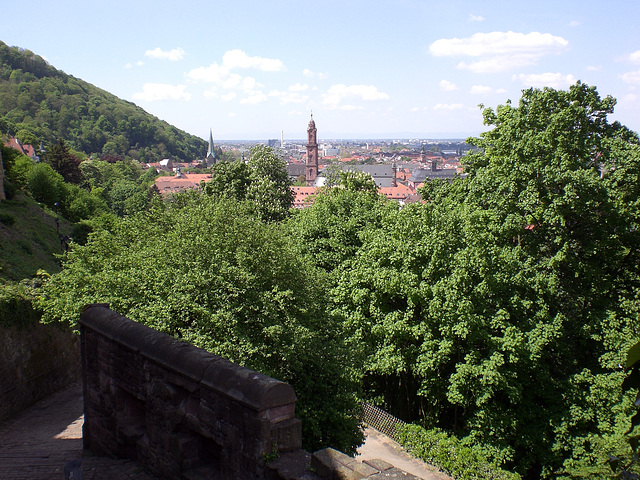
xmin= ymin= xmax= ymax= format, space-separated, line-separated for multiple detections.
xmin=0 ymin=280 xmax=40 ymax=327
xmin=397 ymin=424 xmax=520 ymax=480
xmin=25 ymin=163 xmax=67 ymax=208
xmin=0 ymin=212 xmax=15 ymax=226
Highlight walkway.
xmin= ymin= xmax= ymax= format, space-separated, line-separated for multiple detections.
xmin=0 ymin=383 xmax=451 ymax=480
xmin=0 ymin=383 xmax=158 ymax=480
xmin=357 ymin=427 xmax=451 ymax=480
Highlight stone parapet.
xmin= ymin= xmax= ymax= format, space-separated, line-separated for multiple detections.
xmin=80 ymin=304 xmax=302 ymax=480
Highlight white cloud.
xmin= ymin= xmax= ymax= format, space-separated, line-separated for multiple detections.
xmin=628 ymin=50 xmax=640 ymax=64
xmin=221 ymin=92 xmax=237 ymax=102
xmin=186 ymin=50 xmax=282 ymax=104
xmin=586 ymin=65 xmax=602 ymax=72
xmin=132 ymin=83 xmax=191 ymax=102
xmin=303 ymin=69 xmax=329 ymax=79
xmin=222 ymin=49 xmax=284 ymax=71
xmin=240 ymin=91 xmax=268 ymax=105
xmin=440 ymin=80 xmax=459 ymax=91
xmin=434 ymin=103 xmax=464 ymax=111
xmin=339 ymin=105 xmax=363 ymax=111
xmin=470 ymin=85 xmax=492 ymax=94
xmin=623 ymin=93 xmax=639 ymax=103
xmin=289 ymin=83 xmax=309 ymax=92
xmin=430 ymin=31 xmax=569 ymax=73
xmin=268 ymin=83 xmax=310 ymax=104
xmin=621 ymin=70 xmax=640 ymax=85
xmin=322 ymin=84 xmax=389 ymax=109
xmin=569 ymin=20 xmax=580 ymax=27
xmin=513 ymin=72 xmax=577 ymax=89
xmin=469 ymin=14 xmax=485 ymax=22
xmin=269 ymin=89 xmax=309 ymax=104
xmin=145 ymin=47 xmax=186 ymax=61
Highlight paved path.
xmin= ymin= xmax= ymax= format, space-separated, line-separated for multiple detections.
xmin=0 ymin=383 xmax=450 ymax=480
xmin=357 ymin=427 xmax=451 ymax=480
xmin=0 ymin=383 xmax=158 ymax=480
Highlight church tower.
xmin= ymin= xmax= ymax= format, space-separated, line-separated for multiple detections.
xmin=206 ymin=128 xmax=216 ymax=166
xmin=305 ymin=114 xmax=318 ymax=186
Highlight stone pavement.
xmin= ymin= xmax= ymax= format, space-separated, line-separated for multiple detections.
xmin=0 ymin=383 xmax=158 ymax=480
xmin=357 ymin=428 xmax=451 ymax=480
xmin=0 ymin=382 xmax=450 ymax=480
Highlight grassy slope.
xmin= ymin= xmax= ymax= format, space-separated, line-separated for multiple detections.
xmin=0 ymin=194 xmax=70 ymax=281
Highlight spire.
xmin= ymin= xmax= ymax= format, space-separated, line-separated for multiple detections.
xmin=207 ymin=128 xmax=215 ymax=159
xmin=206 ymin=128 xmax=216 ymax=166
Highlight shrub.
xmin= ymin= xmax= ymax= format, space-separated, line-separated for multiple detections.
xmin=0 ymin=280 xmax=40 ymax=327
xmin=0 ymin=212 xmax=15 ymax=226
xmin=397 ymin=424 xmax=520 ymax=480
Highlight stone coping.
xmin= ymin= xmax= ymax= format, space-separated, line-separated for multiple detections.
xmin=80 ymin=303 xmax=297 ymax=411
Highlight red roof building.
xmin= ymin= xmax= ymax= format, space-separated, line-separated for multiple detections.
xmin=4 ymin=137 xmax=39 ymax=160
xmin=379 ymin=184 xmax=416 ymax=203
xmin=154 ymin=173 xmax=213 ymax=196
xmin=291 ymin=186 xmax=319 ymax=208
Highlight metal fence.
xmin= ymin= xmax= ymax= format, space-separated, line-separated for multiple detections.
xmin=361 ymin=401 xmax=406 ymax=442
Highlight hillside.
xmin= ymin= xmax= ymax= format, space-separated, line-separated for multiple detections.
xmin=0 ymin=41 xmax=206 ymax=162
xmin=0 ymin=194 xmax=70 ymax=281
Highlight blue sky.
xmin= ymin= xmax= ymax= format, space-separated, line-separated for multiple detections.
xmin=4 ymin=0 xmax=640 ymax=140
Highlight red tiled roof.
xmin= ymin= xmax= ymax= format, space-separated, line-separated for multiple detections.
xmin=4 ymin=138 xmax=37 ymax=158
xmin=154 ymin=174 xmax=213 ymax=195
xmin=379 ymin=184 xmax=415 ymax=200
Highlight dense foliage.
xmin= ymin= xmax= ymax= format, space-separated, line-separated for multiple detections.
xmin=398 ymin=424 xmax=521 ymax=480
xmin=326 ymin=83 xmax=640 ymax=478
xmin=0 ymin=41 xmax=206 ymax=162
xmin=37 ymin=193 xmax=362 ymax=453
xmin=203 ymin=145 xmax=294 ymax=222
xmin=22 ymin=80 xmax=640 ymax=478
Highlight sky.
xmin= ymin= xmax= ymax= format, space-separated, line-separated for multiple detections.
xmin=3 ymin=0 xmax=640 ymax=141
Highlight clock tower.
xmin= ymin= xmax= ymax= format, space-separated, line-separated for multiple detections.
xmin=305 ymin=114 xmax=318 ymax=186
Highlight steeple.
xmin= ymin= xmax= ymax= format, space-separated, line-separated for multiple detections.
xmin=206 ymin=128 xmax=216 ymax=166
xmin=305 ymin=113 xmax=319 ymax=186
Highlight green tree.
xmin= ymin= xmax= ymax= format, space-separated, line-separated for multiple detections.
xmin=38 ymin=193 xmax=363 ymax=453
xmin=25 ymin=162 xmax=67 ymax=208
xmin=202 ymin=146 xmax=294 ymax=222
xmin=44 ymin=139 xmax=82 ymax=184
xmin=203 ymin=160 xmax=252 ymax=201
xmin=332 ymin=83 xmax=640 ymax=477
xmin=246 ymin=145 xmax=294 ymax=222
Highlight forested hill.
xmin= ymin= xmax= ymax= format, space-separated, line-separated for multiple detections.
xmin=0 ymin=41 xmax=206 ymax=162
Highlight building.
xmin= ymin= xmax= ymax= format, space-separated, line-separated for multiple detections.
xmin=408 ymin=168 xmax=460 ymax=189
xmin=291 ymin=186 xmax=319 ymax=208
xmin=4 ymin=137 xmax=40 ymax=161
xmin=305 ymin=114 xmax=319 ymax=186
xmin=154 ymin=173 xmax=213 ymax=196
xmin=286 ymin=163 xmax=306 ymax=183
xmin=205 ymin=129 xmax=216 ymax=166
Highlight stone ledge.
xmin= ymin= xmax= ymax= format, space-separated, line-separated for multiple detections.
xmin=311 ymin=448 xmax=421 ymax=480
xmin=80 ymin=303 xmax=297 ymax=412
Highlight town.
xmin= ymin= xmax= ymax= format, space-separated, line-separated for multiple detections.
xmin=150 ymin=115 xmax=472 ymax=207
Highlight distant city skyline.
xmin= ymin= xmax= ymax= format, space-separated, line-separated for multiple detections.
xmin=4 ymin=0 xmax=640 ymax=140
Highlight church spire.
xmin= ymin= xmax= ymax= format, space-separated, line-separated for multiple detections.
xmin=206 ymin=128 xmax=216 ymax=166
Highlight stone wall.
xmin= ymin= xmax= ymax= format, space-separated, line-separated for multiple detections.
xmin=80 ymin=304 xmax=303 ymax=480
xmin=0 ymin=320 xmax=80 ymax=421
